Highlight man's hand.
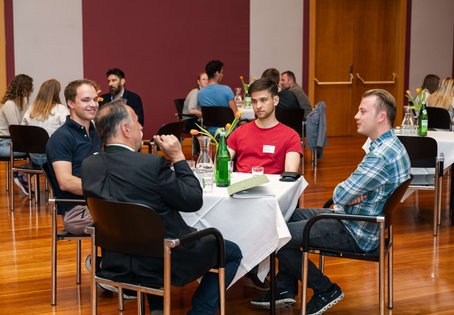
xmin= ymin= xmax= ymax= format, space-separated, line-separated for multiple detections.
xmin=153 ymin=134 xmax=186 ymax=163
xmin=348 ymin=194 xmax=367 ymax=205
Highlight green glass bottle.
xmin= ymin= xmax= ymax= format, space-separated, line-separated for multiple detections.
xmin=418 ymin=101 xmax=428 ymax=136
xmin=215 ymin=131 xmax=231 ymax=187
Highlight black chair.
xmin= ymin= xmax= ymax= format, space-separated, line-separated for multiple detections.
xmin=275 ymin=107 xmax=306 ymax=173
xmin=41 ymin=162 xmax=89 ymax=306
xmin=146 ymin=121 xmax=185 ymax=154
xmin=201 ymin=106 xmax=234 ymax=131
xmin=301 ymin=177 xmax=413 ymax=315
xmin=85 ymin=198 xmax=226 ymax=315
xmin=398 ymin=136 xmax=445 ymax=236
xmin=174 ymin=98 xmax=198 ymax=121
xmin=9 ymin=125 xmax=49 ymax=210
xmin=426 ymin=107 xmax=451 ymax=130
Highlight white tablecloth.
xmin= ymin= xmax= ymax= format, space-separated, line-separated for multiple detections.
xmin=427 ymin=131 xmax=454 ymax=169
xmin=180 ymin=173 xmax=307 ymax=284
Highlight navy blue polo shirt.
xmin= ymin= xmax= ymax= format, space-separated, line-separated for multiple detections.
xmin=46 ymin=116 xmax=101 ymax=215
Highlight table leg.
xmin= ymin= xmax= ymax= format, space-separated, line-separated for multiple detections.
xmin=270 ymin=252 xmax=275 ymax=315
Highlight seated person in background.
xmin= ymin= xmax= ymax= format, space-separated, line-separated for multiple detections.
xmin=421 ymin=73 xmax=440 ymax=96
xmin=81 ymin=100 xmax=242 ymax=315
xmin=227 ymin=78 xmax=302 ymax=174
xmin=46 ymin=79 xmax=101 ymax=235
xmin=251 ymin=89 xmax=411 ymax=314
xmin=197 ymin=60 xmax=238 ymax=133
xmin=99 ymin=67 xmax=144 ymax=126
xmin=426 ymin=77 xmax=454 ymax=114
xmin=182 ymin=72 xmax=208 ymax=132
xmin=281 ymin=70 xmax=313 ymax=118
xmin=22 ymin=79 xmax=69 ymax=166
xmin=261 ymin=68 xmax=299 ymax=111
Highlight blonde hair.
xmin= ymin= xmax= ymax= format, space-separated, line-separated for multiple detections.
xmin=426 ymin=78 xmax=454 ymax=111
xmin=29 ymin=79 xmax=62 ymax=120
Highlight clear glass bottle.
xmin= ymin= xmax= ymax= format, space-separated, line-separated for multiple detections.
xmin=196 ymin=136 xmax=214 ymax=190
xmin=234 ymin=88 xmax=243 ymax=108
xmin=215 ymin=131 xmax=231 ymax=187
xmin=401 ymin=106 xmax=415 ymax=135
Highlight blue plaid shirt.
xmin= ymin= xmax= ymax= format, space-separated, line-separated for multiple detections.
xmin=333 ymin=130 xmax=410 ymax=252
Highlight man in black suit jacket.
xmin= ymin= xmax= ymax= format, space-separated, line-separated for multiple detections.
xmin=81 ymin=100 xmax=242 ymax=314
xmin=99 ymin=67 xmax=145 ymax=126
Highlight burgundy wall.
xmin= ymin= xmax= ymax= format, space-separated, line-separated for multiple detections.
xmin=82 ymin=1 xmax=250 ymax=137
xmin=4 ymin=0 xmax=14 ymax=81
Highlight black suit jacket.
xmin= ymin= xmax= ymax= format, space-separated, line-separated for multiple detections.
xmin=81 ymin=146 xmax=217 ymax=286
xmin=100 ymin=89 xmax=145 ymax=126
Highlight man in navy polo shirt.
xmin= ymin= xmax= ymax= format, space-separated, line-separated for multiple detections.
xmin=46 ymin=79 xmax=101 ymax=235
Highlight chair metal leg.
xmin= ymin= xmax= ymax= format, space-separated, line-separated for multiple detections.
xmin=388 ymin=243 xmax=393 ymax=309
xmin=318 ymin=255 xmax=325 ymax=273
xmin=163 ymin=245 xmax=172 ymax=315
xmin=6 ymin=161 xmax=10 ymax=191
xmin=51 ymin=206 xmax=57 ymax=305
xmin=118 ymin=287 xmax=124 ymax=311
xmin=90 ymin=235 xmax=97 ymax=315
xmin=379 ymin=223 xmax=385 ymax=315
xmin=219 ymin=267 xmax=226 ymax=315
xmin=301 ymin=252 xmax=309 ymax=315
xmin=138 ymin=292 xmax=145 ymax=315
xmin=76 ymin=240 xmax=82 ymax=284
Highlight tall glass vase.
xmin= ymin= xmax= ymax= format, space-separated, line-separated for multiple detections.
xmin=196 ymin=136 xmax=214 ymax=192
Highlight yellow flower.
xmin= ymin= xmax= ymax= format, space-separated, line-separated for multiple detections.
xmin=190 ymin=129 xmax=200 ymax=136
xmin=225 ymin=123 xmax=231 ymax=131
xmin=97 ymin=97 xmax=104 ymax=102
xmin=235 ymin=110 xmax=242 ymax=119
xmin=416 ymin=88 xmax=421 ymax=94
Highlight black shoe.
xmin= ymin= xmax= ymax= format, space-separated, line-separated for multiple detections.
xmin=244 ymin=272 xmax=270 ymax=291
xmin=250 ymin=290 xmax=296 ymax=309
xmin=306 ymin=283 xmax=344 ymax=315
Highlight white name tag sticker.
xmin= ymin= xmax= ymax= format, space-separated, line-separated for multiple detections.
xmin=263 ymin=145 xmax=275 ymax=154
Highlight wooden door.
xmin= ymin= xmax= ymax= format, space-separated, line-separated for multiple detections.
xmin=309 ymin=0 xmax=407 ymax=136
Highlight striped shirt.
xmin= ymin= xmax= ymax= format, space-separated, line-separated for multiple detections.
xmin=333 ymin=130 xmax=410 ymax=252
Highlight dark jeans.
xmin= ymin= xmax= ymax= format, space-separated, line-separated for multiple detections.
xmin=276 ymin=208 xmax=361 ymax=295
xmin=148 ymin=239 xmax=242 ymax=314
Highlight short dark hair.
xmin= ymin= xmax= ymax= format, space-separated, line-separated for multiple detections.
xmin=249 ymin=78 xmax=278 ymax=97
xmin=421 ymin=74 xmax=440 ymax=94
xmin=95 ymin=99 xmax=130 ymax=145
xmin=282 ymin=71 xmax=296 ymax=82
xmin=106 ymin=68 xmax=125 ymax=79
xmin=362 ymin=89 xmax=396 ymax=126
xmin=261 ymin=68 xmax=280 ymax=85
xmin=64 ymin=79 xmax=99 ymax=103
xmin=205 ymin=60 xmax=223 ymax=79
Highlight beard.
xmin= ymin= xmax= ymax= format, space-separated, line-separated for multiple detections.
xmin=109 ymin=85 xmax=121 ymax=96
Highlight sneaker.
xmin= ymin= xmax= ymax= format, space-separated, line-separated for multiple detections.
xmin=98 ymin=283 xmax=137 ymax=300
xmin=244 ymin=272 xmax=270 ymax=291
xmin=13 ymin=174 xmax=29 ymax=196
xmin=306 ymin=283 xmax=344 ymax=315
xmin=250 ymin=290 xmax=296 ymax=309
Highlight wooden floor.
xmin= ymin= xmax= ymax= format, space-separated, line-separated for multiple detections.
xmin=1 ymin=136 xmax=454 ymax=314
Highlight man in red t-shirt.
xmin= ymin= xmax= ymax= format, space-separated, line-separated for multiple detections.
xmin=227 ymin=78 xmax=302 ymax=174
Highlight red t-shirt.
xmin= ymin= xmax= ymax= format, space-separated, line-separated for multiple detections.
xmin=227 ymin=121 xmax=302 ymax=174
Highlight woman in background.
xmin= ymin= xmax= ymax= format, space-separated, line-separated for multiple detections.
xmin=421 ymin=74 xmax=440 ymax=95
xmin=22 ymin=78 xmax=69 ymax=166
xmin=0 ymin=74 xmax=33 ymax=194
xmin=426 ymin=77 xmax=454 ymax=115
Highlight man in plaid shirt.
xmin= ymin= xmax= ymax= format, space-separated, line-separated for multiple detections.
xmin=252 ymin=89 xmax=410 ymax=315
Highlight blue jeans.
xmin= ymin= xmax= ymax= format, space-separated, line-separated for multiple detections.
xmin=276 ymin=208 xmax=361 ymax=295
xmin=0 ymin=138 xmax=27 ymax=158
xmin=148 ymin=239 xmax=242 ymax=314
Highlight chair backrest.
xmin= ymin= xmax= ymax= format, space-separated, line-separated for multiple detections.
xmin=426 ymin=107 xmax=451 ymax=129
xmin=382 ymin=176 xmax=413 ymax=228
xmin=201 ymin=106 xmax=234 ymax=128
xmin=398 ymin=136 xmax=438 ymax=167
xmin=155 ymin=121 xmax=185 ymax=138
xmin=174 ymin=98 xmax=185 ymax=117
xmin=42 ymin=162 xmax=65 ymax=198
xmin=275 ymin=107 xmax=304 ymax=136
xmin=86 ymin=198 xmax=166 ymax=257
xmin=9 ymin=125 xmax=49 ymax=154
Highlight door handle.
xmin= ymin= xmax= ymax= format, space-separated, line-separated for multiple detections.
xmin=314 ymin=73 xmax=354 ymax=85
xmin=356 ymin=73 xmax=396 ymax=85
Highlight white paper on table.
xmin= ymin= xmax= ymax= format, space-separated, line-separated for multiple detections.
xmin=232 ymin=186 xmax=275 ymax=199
